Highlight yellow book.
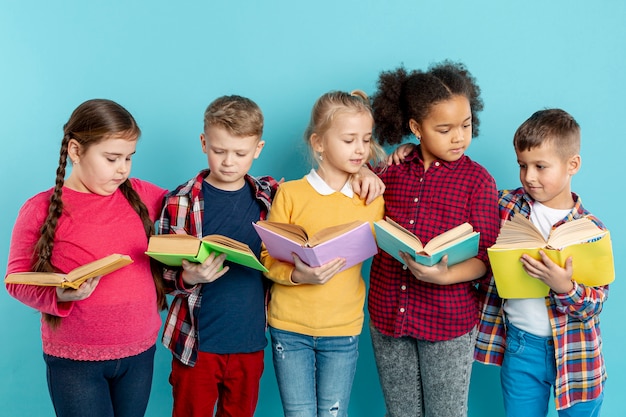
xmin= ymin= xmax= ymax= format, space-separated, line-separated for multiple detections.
xmin=488 ymin=216 xmax=614 ymax=298
xmin=4 ymin=254 xmax=133 ymax=289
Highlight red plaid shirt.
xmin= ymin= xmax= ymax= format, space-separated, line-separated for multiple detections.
xmin=158 ymin=170 xmax=279 ymax=366
xmin=368 ymin=147 xmax=500 ymax=340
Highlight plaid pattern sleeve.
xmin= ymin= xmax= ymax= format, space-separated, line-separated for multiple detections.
xmin=159 ymin=170 xmax=278 ymax=366
xmin=474 ymin=188 xmax=608 ymax=410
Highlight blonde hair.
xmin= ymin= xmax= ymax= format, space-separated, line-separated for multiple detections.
xmin=304 ymin=90 xmax=386 ymax=169
xmin=203 ymin=95 xmax=263 ymax=138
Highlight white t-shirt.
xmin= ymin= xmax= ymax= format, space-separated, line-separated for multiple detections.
xmin=503 ymin=202 xmax=572 ymax=337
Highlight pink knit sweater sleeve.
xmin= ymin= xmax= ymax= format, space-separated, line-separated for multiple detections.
xmin=5 ymin=191 xmax=73 ymax=316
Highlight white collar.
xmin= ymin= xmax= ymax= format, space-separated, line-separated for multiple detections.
xmin=305 ymin=169 xmax=354 ymax=198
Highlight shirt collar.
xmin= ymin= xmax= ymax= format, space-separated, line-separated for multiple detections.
xmin=405 ymin=145 xmax=463 ymax=170
xmin=305 ymin=169 xmax=354 ymax=197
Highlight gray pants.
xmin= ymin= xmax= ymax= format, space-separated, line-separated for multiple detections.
xmin=370 ymin=323 xmax=477 ymax=417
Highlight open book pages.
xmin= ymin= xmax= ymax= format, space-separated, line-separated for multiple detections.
xmin=254 ymin=220 xmax=364 ymax=248
xmin=493 ymin=215 xmax=607 ymax=250
xmin=145 ymin=234 xmax=267 ymax=272
xmin=376 ymin=217 xmax=475 ymax=255
xmin=4 ymin=254 xmax=133 ymax=288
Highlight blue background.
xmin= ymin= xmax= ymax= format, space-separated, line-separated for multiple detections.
xmin=1 ymin=1 xmax=624 ymax=416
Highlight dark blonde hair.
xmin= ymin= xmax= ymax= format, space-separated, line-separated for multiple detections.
xmin=33 ymin=99 xmax=166 ymax=327
xmin=372 ymin=60 xmax=483 ymax=145
xmin=203 ymin=95 xmax=264 ymax=137
xmin=304 ymin=90 xmax=386 ymax=168
xmin=513 ymin=108 xmax=581 ymax=159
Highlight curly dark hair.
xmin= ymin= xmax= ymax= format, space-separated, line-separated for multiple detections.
xmin=371 ymin=60 xmax=483 ymax=145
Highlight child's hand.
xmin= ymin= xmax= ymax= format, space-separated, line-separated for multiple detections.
xmin=387 ymin=143 xmax=416 ymax=165
xmin=400 ymin=252 xmax=451 ymax=285
xmin=352 ymin=166 xmax=385 ymax=205
xmin=56 ymin=276 xmax=102 ymax=302
xmin=290 ymin=254 xmax=346 ymax=285
xmin=520 ymin=251 xmax=574 ymax=294
xmin=181 ymin=253 xmax=229 ymax=286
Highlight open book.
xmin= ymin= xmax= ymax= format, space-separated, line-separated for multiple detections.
xmin=488 ymin=215 xmax=614 ymax=298
xmin=374 ymin=217 xmax=480 ymax=267
xmin=252 ymin=220 xmax=378 ymax=271
xmin=4 ymin=254 xmax=133 ymax=289
xmin=145 ymin=234 xmax=267 ymax=272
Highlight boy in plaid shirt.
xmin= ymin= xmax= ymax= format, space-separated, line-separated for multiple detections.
xmin=475 ymin=109 xmax=608 ymax=417
xmin=158 ymin=95 xmax=384 ymax=417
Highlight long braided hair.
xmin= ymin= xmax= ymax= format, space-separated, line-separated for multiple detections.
xmin=33 ymin=99 xmax=166 ymax=327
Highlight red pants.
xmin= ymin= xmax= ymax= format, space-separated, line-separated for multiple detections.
xmin=170 ymin=350 xmax=264 ymax=417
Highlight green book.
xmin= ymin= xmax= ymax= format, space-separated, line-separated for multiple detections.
xmin=146 ymin=234 xmax=268 ymax=272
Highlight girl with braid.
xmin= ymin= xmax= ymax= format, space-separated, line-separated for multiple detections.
xmin=5 ymin=99 xmax=167 ymax=417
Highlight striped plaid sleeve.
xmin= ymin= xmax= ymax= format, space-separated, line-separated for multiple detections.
xmin=474 ymin=275 xmax=506 ymax=365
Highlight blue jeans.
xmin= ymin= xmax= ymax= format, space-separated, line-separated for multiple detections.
xmin=269 ymin=327 xmax=359 ymax=417
xmin=501 ymin=322 xmax=603 ymax=417
xmin=44 ymin=345 xmax=155 ymax=417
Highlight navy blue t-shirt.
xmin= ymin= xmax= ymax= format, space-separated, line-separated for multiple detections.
xmin=197 ymin=180 xmax=267 ymax=354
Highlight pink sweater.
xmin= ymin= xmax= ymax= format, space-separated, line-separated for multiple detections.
xmin=6 ymin=179 xmax=167 ymax=361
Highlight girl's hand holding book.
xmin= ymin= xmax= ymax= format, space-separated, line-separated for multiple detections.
xmin=290 ymin=254 xmax=345 ymax=285
xmin=56 ymin=276 xmax=102 ymax=302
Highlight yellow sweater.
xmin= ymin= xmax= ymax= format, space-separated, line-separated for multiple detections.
xmin=261 ymin=177 xmax=384 ymax=337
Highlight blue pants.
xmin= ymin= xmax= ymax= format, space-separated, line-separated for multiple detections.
xmin=501 ymin=322 xmax=603 ymax=417
xmin=44 ymin=345 xmax=155 ymax=417
xmin=270 ymin=327 xmax=359 ymax=417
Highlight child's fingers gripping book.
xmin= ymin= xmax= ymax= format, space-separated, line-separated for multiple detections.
xmin=488 ymin=215 xmax=615 ymax=298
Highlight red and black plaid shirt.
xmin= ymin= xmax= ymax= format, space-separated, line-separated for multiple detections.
xmin=368 ymin=147 xmax=500 ymax=341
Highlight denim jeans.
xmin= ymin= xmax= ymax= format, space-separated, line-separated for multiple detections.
xmin=269 ymin=327 xmax=359 ymax=417
xmin=43 ymin=345 xmax=155 ymax=417
xmin=370 ymin=323 xmax=475 ymax=417
xmin=501 ymin=322 xmax=603 ymax=417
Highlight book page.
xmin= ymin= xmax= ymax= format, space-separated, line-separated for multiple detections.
xmin=491 ymin=215 xmax=546 ymax=249
xmin=203 ymin=235 xmax=253 ymax=253
xmin=547 ymin=217 xmax=606 ymax=249
xmin=307 ymin=220 xmax=365 ymax=247
xmin=255 ymin=221 xmax=308 ymax=245
xmin=377 ymin=217 xmax=424 ymax=250
xmin=147 ymin=234 xmax=202 ymax=255
xmin=4 ymin=272 xmax=67 ymax=286
xmin=66 ymin=254 xmax=133 ymax=284
xmin=423 ymin=223 xmax=474 ymax=253
xmin=5 ymin=254 xmax=133 ymax=288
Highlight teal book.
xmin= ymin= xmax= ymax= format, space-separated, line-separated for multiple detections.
xmin=374 ymin=217 xmax=480 ymax=267
xmin=145 ymin=234 xmax=268 ymax=272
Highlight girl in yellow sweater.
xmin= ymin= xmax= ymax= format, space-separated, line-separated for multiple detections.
xmin=261 ymin=90 xmax=386 ymax=417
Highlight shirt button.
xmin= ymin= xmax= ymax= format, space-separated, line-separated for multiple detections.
xmin=434 ymin=161 xmax=441 ymax=167
xmin=402 ymin=265 xmax=408 ymax=270
xmin=409 ymin=220 xmax=414 ymax=224
xmin=401 ymin=285 xmax=407 ymax=290
xmin=414 ymin=198 xmax=418 ymax=203
xmin=399 ymin=308 xmax=405 ymax=313
xmin=419 ymin=178 xmax=424 ymax=182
